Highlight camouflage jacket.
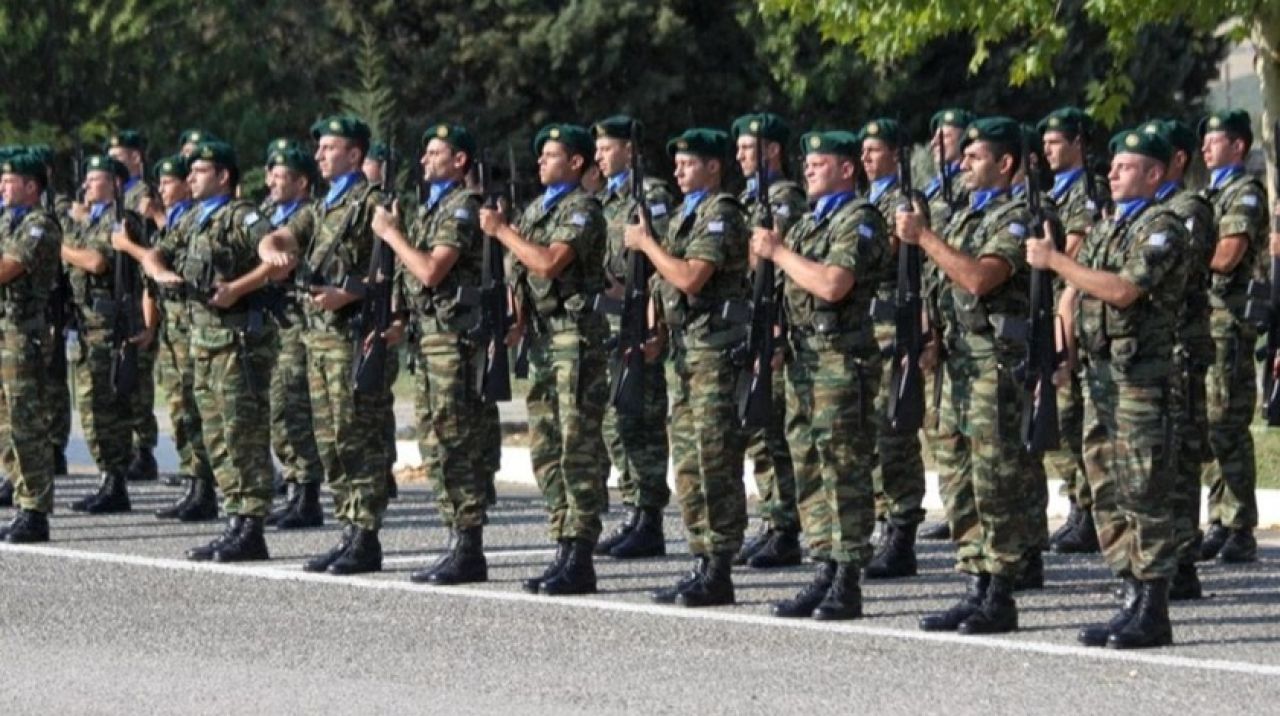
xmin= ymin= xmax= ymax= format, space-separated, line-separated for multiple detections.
xmin=397 ymin=183 xmax=485 ymax=334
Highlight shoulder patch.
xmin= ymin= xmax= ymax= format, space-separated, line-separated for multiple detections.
xmin=243 ymin=211 xmax=261 ymax=227
xmin=28 ymin=225 xmax=45 ymax=240
xmin=570 ymin=212 xmax=589 ymax=227
xmin=1185 ymin=218 xmax=1196 ymax=233
xmin=1147 ymin=232 xmax=1168 ymax=248
xmin=454 ymin=207 xmax=473 ymax=221
xmin=649 ymin=202 xmax=668 ymax=218
xmin=1007 ymin=222 xmax=1027 ymax=238
xmin=708 ymin=219 xmax=726 ymax=234
xmin=775 ymin=204 xmax=791 ymax=218
xmin=1242 ymin=194 xmax=1259 ymax=208
xmin=858 ymin=224 xmax=874 ymax=238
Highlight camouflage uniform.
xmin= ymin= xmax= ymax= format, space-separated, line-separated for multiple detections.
xmin=44 ymin=195 xmax=76 ymax=471
xmin=1076 ymin=201 xmax=1188 ymax=580
xmin=122 ymin=178 xmax=159 ymax=458
xmin=511 ymin=186 xmax=609 ymax=543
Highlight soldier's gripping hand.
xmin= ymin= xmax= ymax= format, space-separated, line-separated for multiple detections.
xmin=750 ymin=227 xmax=780 ymax=260
xmin=479 ymin=206 xmax=507 ymax=237
xmin=372 ymin=201 xmax=400 ymax=241
xmin=1025 ymin=225 xmax=1058 ymax=269
xmin=623 ymin=222 xmax=656 ymax=252
xmin=895 ymin=208 xmax=925 ymax=245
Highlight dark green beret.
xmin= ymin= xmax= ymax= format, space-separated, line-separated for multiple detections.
xmin=264 ymin=137 xmax=300 ymax=163
xmin=310 ymin=115 xmax=372 ymax=147
xmin=84 ymin=154 xmax=130 ymax=181
xmin=153 ymin=155 xmax=190 ymax=180
xmin=368 ymin=142 xmax=390 ymax=162
xmin=0 ymin=145 xmax=20 ymax=161
xmin=730 ymin=113 xmax=791 ymax=145
xmin=962 ymin=116 xmax=1023 ymax=150
xmin=190 ymin=140 xmax=239 ymax=172
xmin=800 ymin=130 xmax=861 ymax=158
xmin=593 ymin=115 xmax=638 ymax=140
xmin=1021 ymin=123 xmax=1044 ymax=160
xmin=1109 ymin=128 xmax=1172 ymax=164
xmin=1198 ymin=109 xmax=1252 ymax=143
xmin=1036 ymin=107 xmax=1094 ymax=138
xmin=25 ymin=144 xmax=54 ymax=166
xmin=421 ymin=123 xmax=477 ymax=157
xmin=859 ymin=118 xmax=904 ymax=147
xmin=533 ymin=123 xmax=594 ymax=159
xmin=666 ymin=128 xmax=731 ymax=159
xmin=267 ymin=147 xmax=310 ymax=173
xmin=106 ymin=129 xmax=146 ymax=151
xmin=1 ymin=152 xmax=47 ymax=182
xmin=930 ymin=109 xmax=976 ymax=134
xmin=179 ymin=129 xmax=217 ymax=146
xmin=1140 ymin=119 xmax=1196 ymax=158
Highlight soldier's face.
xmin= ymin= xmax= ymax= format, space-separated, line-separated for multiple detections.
xmin=595 ymin=138 xmax=630 ymax=178
xmin=803 ymin=153 xmax=853 ymax=198
xmin=362 ymin=157 xmax=384 ymax=185
xmin=84 ymin=171 xmax=115 ymax=204
xmin=316 ymin=136 xmax=361 ymax=180
xmin=931 ymin=126 xmax=963 ymax=163
xmin=1108 ymin=153 xmax=1163 ymax=201
xmin=1200 ymin=131 xmax=1244 ymax=169
xmin=537 ymin=142 xmax=581 ymax=185
xmin=1041 ymin=131 xmax=1083 ymax=173
xmin=860 ymin=139 xmax=897 ymax=181
xmin=962 ymin=142 xmax=1009 ymax=190
xmin=108 ymin=147 xmax=143 ymax=177
xmin=422 ymin=139 xmax=464 ymax=183
xmin=674 ymin=153 xmax=717 ymax=194
xmin=269 ymin=166 xmax=308 ymax=204
xmin=157 ymin=175 xmax=191 ymax=207
xmin=735 ymin=136 xmax=757 ymax=176
xmin=0 ymin=174 xmax=38 ymax=207
xmin=187 ymin=159 xmax=227 ymax=200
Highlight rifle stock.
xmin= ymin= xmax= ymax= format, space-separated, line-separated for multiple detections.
xmin=352 ymin=136 xmax=396 ymax=395
xmin=734 ymin=127 xmax=777 ymax=429
xmin=886 ymin=141 xmax=925 ymax=433
xmin=608 ymin=120 xmax=653 ymax=416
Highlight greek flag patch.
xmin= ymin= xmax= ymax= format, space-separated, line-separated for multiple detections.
xmin=570 ymin=212 xmax=588 ymax=227
xmin=28 ymin=226 xmax=44 ymax=239
xmin=1008 ymin=222 xmax=1027 ymax=238
xmin=858 ymin=224 xmax=874 ymax=238
xmin=1148 ymin=232 xmax=1168 ymax=248
xmin=708 ymin=220 xmax=725 ymax=233
xmin=243 ymin=211 xmax=261 ymax=226
xmin=454 ymin=208 xmax=472 ymax=221
xmin=1185 ymin=218 xmax=1196 ymax=233
xmin=1243 ymin=194 xmax=1259 ymax=208
xmin=650 ymin=203 xmax=668 ymax=218
xmin=775 ymin=204 xmax=791 ymax=218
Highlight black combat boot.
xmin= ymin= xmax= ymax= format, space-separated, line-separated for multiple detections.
xmin=771 ymin=560 xmax=835 ymax=618
xmin=595 ymin=506 xmax=638 ymax=556
xmin=611 ymin=507 xmax=665 ymax=559
xmin=676 ymin=552 xmax=735 ymax=608
xmin=126 ymin=447 xmax=158 ymax=482
xmin=747 ymin=530 xmax=802 ymax=569
xmin=1107 ymin=578 xmax=1173 ymax=649
xmin=303 ymin=524 xmax=357 ymax=573
xmin=176 ymin=477 xmax=219 ymax=522
xmin=70 ymin=471 xmax=131 ymax=514
xmin=1197 ymin=522 xmax=1227 ymax=561
xmin=410 ymin=531 xmax=458 ymax=584
xmin=523 ymin=541 xmax=571 ymax=593
xmin=813 ymin=562 xmax=863 ymax=621
xmin=266 ymin=482 xmax=301 ymax=526
xmin=1218 ymin=528 xmax=1257 ymax=563
xmin=540 ymin=538 xmax=597 ymax=596
xmin=920 ymin=573 xmax=990 ymax=631
xmin=0 ymin=509 xmax=50 ymax=543
xmin=1049 ymin=499 xmax=1081 ymax=546
xmin=1079 ymin=576 xmax=1140 ymax=647
xmin=214 ymin=516 xmax=270 ymax=562
xmin=276 ymin=481 xmax=324 ymax=530
xmin=0 ymin=478 xmax=12 ymax=508
xmin=918 ymin=520 xmax=950 ymax=541
xmin=1050 ymin=507 xmax=1099 ymax=554
xmin=53 ymin=452 xmax=68 ymax=477
xmin=154 ymin=477 xmax=196 ymax=520
xmin=186 ymin=516 xmax=245 ymax=561
xmin=1014 ymin=549 xmax=1045 ymax=591
xmin=1169 ymin=562 xmax=1203 ymax=601
xmin=957 ymin=574 xmax=1018 ymax=634
xmin=863 ymin=521 xmax=918 ymax=579
xmin=416 ymin=526 xmax=488 ymax=586
xmin=272 ymin=470 xmax=286 ymax=496
xmin=327 ymin=528 xmax=383 ymax=575
xmin=733 ymin=522 xmax=771 ymax=566
xmin=651 ymin=556 xmax=709 ymax=604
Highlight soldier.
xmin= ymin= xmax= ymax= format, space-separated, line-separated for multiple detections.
xmin=106 ymin=130 xmax=161 ymax=484
xmin=478 ymin=123 xmax=609 ymax=596
xmin=924 ymin=109 xmax=974 ymax=225
xmin=259 ymin=115 xmax=393 ymax=576
xmin=1029 ymin=129 xmax=1188 ymax=649
xmin=753 ymin=130 xmax=891 ymax=619
xmin=130 ymin=140 xmax=280 ymax=561
xmin=363 ymin=142 xmax=388 ymax=187
xmin=1198 ymin=109 xmax=1268 ymax=564
xmin=360 ymin=139 xmax=401 ymax=501
xmin=591 ymin=115 xmax=674 ymax=560
xmin=63 ymin=156 xmax=147 ymax=514
xmin=179 ymin=130 xmax=218 ymax=159
xmin=625 ymin=128 xmax=750 ymax=607
xmin=261 ymin=147 xmax=327 ymax=530
xmin=372 ymin=122 xmax=489 ymax=584
xmin=144 ymin=155 xmax=219 ymax=522
xmin=1036 ymin=107 xmax=1109 ymax=555
xmin=0 ymin=152 xmax=62 ymax=543
xmin=897 ymin=117 xmax=1037 ymax=635
xmin=730 ymin=112 xmax=803 ymax=570
xmin=1140 ymin=118 xmax=1215 ymax=599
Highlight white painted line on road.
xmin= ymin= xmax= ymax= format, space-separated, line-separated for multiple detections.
xmin=3 ymin=542 xmax=1278 ymax=679
xmin=267 ymin=547 xmax=558 ymax=570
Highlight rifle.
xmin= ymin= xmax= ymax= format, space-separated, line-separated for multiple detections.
xmin=937 ymin=130 xmax=956 ymax=217
xmin=1080 ymin=122 xmax=1105 ymax=223
xmin=884 ymin=141 xmax=925 ymax=433
xmin=1246 ymin=119 xmax=1280 ymax=424
xmin=351 ymin=138 xmax=396 ymax=395
xmin=728 ymin=130 xmax=778 ymax=429
xmin=506 ymin=144 xmax=531 ymax=380
xmin=459 ymin=149 xmax=514 ymax=403
xmin=108 ymin=180 xmax=141 ymax=400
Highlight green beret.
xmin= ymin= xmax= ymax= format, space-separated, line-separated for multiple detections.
xmin=1140 ymin=119 xmax=1196 ymax=158
xmin=0 ymin=145 xmax=20 ymax=161
xmin=153 ymin=154 xmax=190 ymax=180
xmin=1 ymin=152 xmax=48 ymax=183
xmin=25 ymin=144 xmax=54 ymax=166
xmin=1109 ymin=128 xmax=1172 ymax=164
xmin=1020 ymin=123 xmax=1044 ymax=160
xmin=84 ymin=154 xmax=130 ymax=181
xmin=310 ymin=115 xmax=372 ymax=147
xmin=179 ymin=129 xmax=217 ymax=146
xmin=106 ymin=129 xmax=146 ymax=151
xmin=730 ymin=113 xmax=791 ymax=145
xmin=421 ymin=123 xmax=476 ymax=157
xmin=264 ymin=137 xmax=300 ymax=163
xmin=930 ymin=109 xmax=976 ymax=134
xmin=532 ymin=123 xmax=594 ymax=159
xmin=666 ymin=128 xmax=731 ymax=159
xmin=1198 ymin=109 xmax=1252 ymax=143
xmin=858 ymin=118 xmax=904 ymax=147
xmin=190 ymin=140 xmax=239 ymax=172
xmin=368 ymin=142 xmax=390 ymax=162
xmin=1036 ymin=107 xmax=1094 ymax=138
xmin=800 ymin=130 xmax=861 ymax=158
xmin=961 ymin=116 xmax=1023 ymax=150
xmin=267 ymin=147 xmax=310 ymax=173
xmin=593 ymin=115 xmax=638 ymax=140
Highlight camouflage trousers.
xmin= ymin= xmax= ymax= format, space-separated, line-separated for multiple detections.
xmin=872 ymin=328 xmax=926 ymax=527
xmin=413 ymin=331 xmax=487 ymax=530
xmin=42 ymin=325 xmax=71 ymax=469
xmin=1083 ymin=363 xmax=1178 ymax=581
xmin=935 ymin=354 xmax=1040 ymax=578
xmin=601 ymin=355 xmax=670 ymax=510
xmin=1202 ymin=318 xmax=1258 ymax=530
xmin=0 ymin=327 xmax=52 ymax=512
xmin=1049 ymin=372 xmax=1089 ymax=512
xmin=1171 ymin=357 xmax=1210 ymax=566
xmin=670 ymin=346 xmax=748 ymax=555
xmin=72 ymin=330 xmax=131 ymax=474
xmin=745 ymin=374 xmax=798 ymax=532
xmin=381 ymin=346 xmax=399 ymax=478
xmin=124 ymin=338 xmax=158 ymax=451
xmin=304 ymin=330 xmax=392 ymax=530
xmin=477 ymin=401 xmax=500 ymax=492
xmin=270 ymin=321 xmax=324 ymax=485
xmin=786 ymin=341 xmax=880 ymax=566
xmin=158 ymin=308 xmax=213 ymax=481
xmin=193 ymin=331 xmax=277 ymax=517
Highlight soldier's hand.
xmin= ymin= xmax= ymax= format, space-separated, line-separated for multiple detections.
xmin=382 ymin=320 xmax=405 ymax=348
xmin=770 ymin=348 xmax=784 ymax=372
xmin=151 ymin=268 xmax=184 ymax=286
xmin=479 ymin=206 xmax=505 ymax=237
xmin=207 ymin=282 xmax=238 ymax=309
xmin=920 ymin=339 xmax=939 ymax=372
xmin=138 ymin=195 xmax=162 ymax=227
xmin=505 ymin=321 xmax=524 ymax=349
xmin=1270 ymin=230 xmax=1280 ymax=257
xmin=642 ymin=331 xmax=665 ymax=364
xmin=1025 ymin=236 xmax=1055 ymax=270
xmin=129 ymin=325 xmax=156 ymax=351
xmin=604 ymin=274 xmax=624 ymax=300
xmin=623 ymin=222 xmax=653 ymax=251
xmin=259 ymin=244 xmax=296 ymax=269
xmin=110 ymin=227 xmax=133 ymax=253
xmin=309 ymin=285 xmax=353 ymax=312
xmin=69 ymin=202 xmax=89 ymax=223
xmin=372 ymin=202 xmax=398 ymax=239
xmin=1052 ymin=362 xmax=1070 ymax=388
xmin=750 ymin=227 xmax=780 ymax=260
xmin=895 ymin=209 xmax=923 ymax=245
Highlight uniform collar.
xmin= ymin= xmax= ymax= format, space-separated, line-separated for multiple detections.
xmin=167 ymin=199 xmax=193 ymax=228
xmin=813 ymin=191 xmax=855 ymax=224
xmin=1210 ymin=164 xmax=1244 ymax=190
xmin=123 ymin=176 xmax=141 ymax=194
xmin=1155 ymin=180 xmax=1181 ymax=202
xmin=541 ymin=182 xmax=576 ymax=210
xmin=606 ymin=170 xmax=630 ymax=196
xmin=90 ymin=202 xmax=111 ymax=223
xmin=197 ymin=194 xmax=232 ymax=225
xmin=1050 ymin=167 xmax=1084 ymax=201
xmin=969 ymin=187 xmax=1009 ymax=212
xmin=324 ymin=171 xmax=364 ymax=208
xmin=6 ymin=204 xmax=30 ymax=228
xmin=270 ymin=199 xmax=301 ymax=227
xmin=426 ymin=180 xmax=458 ymax=210
xmin=745 ymin=169 xmax=782 ymax=196
xmin=868 ymin=175 xmax=897 ymax=204
xmin=1114 ymin=197 xmax=1151 ymax=225
xmin=682 ymin=189 xmax=710 ymax=218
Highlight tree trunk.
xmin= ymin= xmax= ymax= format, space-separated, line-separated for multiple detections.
xmin=1253 ymin=9 xmax=1280 ymax=218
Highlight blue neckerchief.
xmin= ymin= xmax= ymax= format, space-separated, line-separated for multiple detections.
xmin=426 ymin=180 xmax=457 ymax=210
xmin=541 ymin=182 xmax=576 ymax=211
xmin=324 ymin=171 xmax=364 ymax=209
xmin=123 ymin=176 xmax=140 ymax=194
xmin=90 ymin=202 xmax=111 ymax=224
xmin=270 ymin=199 xmax=300 ymax=227
xmin=1114 ymin=198 xmax=1150 ymax=225
xmin=970 ymin=188 xmax=1009 ymax=212
xmin=1210 ymin=164 xmax=1244 ymax=190
xmin=197 ymin=194 xmax=232 ymax=226
xmin=813 ymin=191 xmax=856 ymax=224
xmin=1050 ymin=168 xmax=1084 ymax=202
xmin=166 ymin=199 xmax=193 ymax=229
xmin=1155 ymin=180 xmax=1181 ymax=202
xmin=745 ymin=170 xmax=782 ymax=197
xmin=7 ymin=205 xmax=30 ymax=230
xmin=681 ymin=189 xmax=709 ymax=219
xmin=607 ymin=170 xmax=630 ymax=196
xmin=868 ymin=175 xmax=897 ymax=204
xmin=924 ymin=162 xmax=963 ymax=200
xmin=1012 ymin=183 xmax=1027 ymax=199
